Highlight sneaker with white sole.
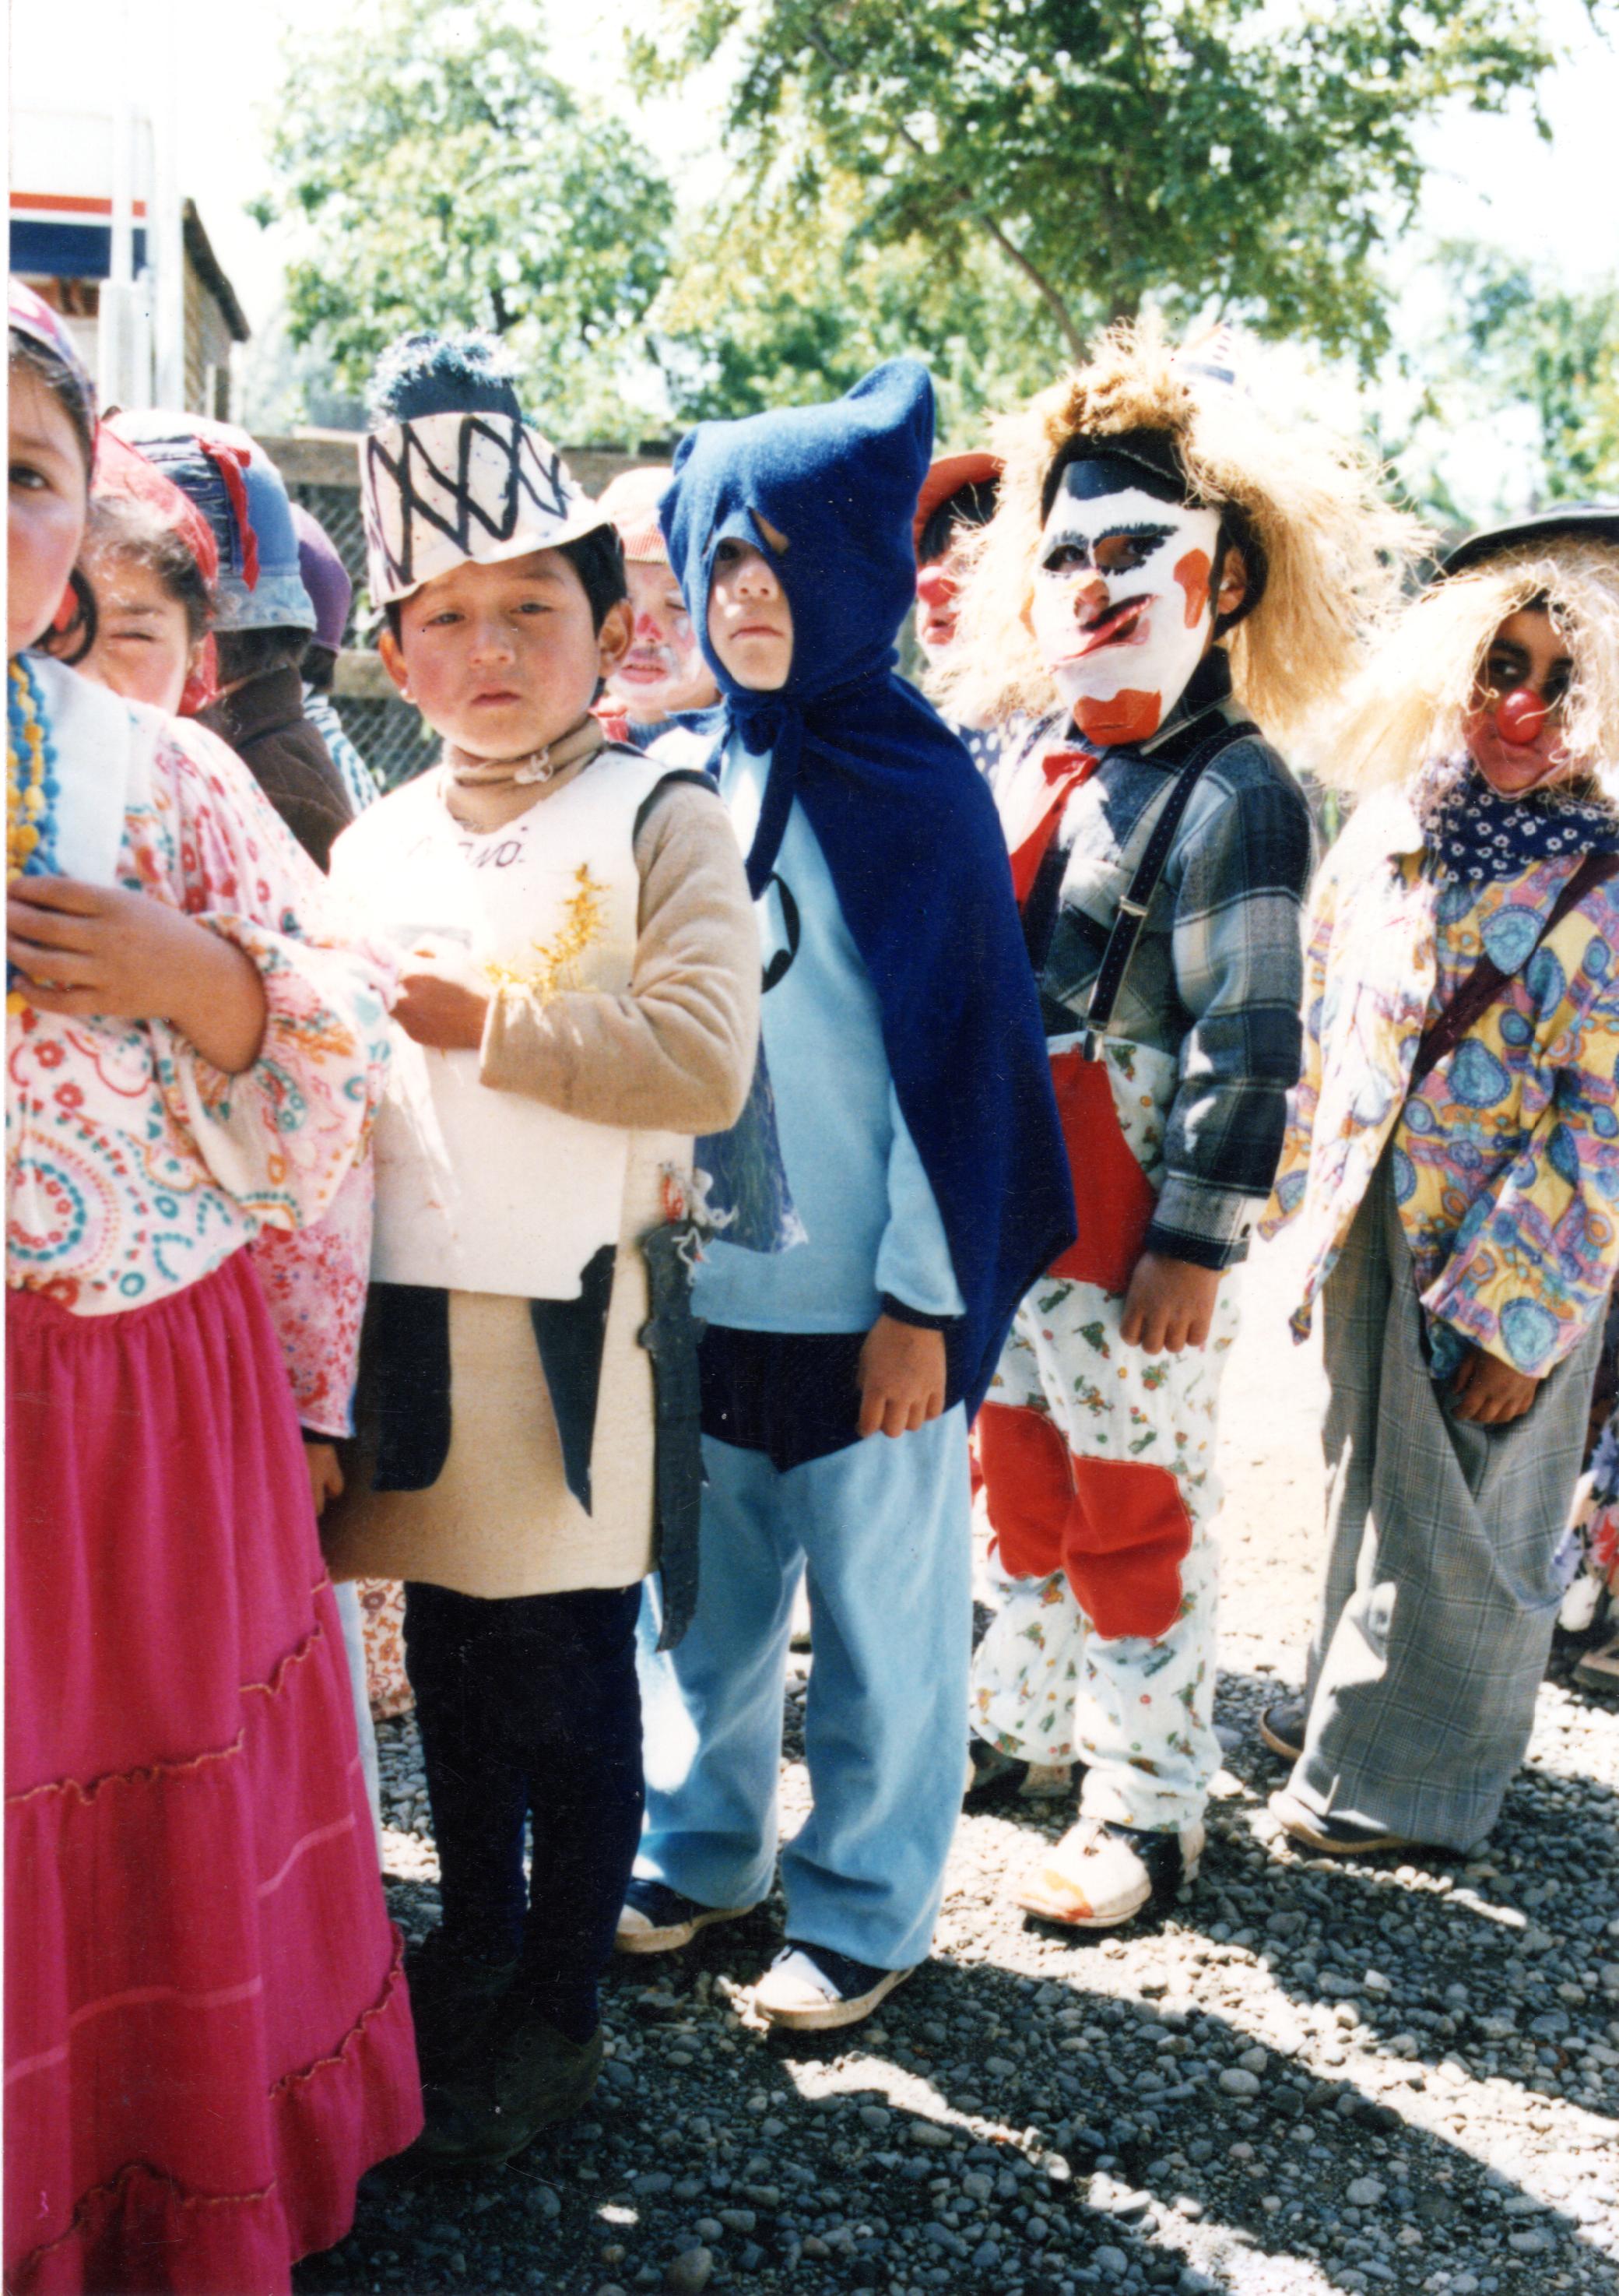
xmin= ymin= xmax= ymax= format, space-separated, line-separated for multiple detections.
xmin=752 ymin=1944 xmax=915 ymax=2031
xmin=1012 ymin=1815 xmax=1204 ymax=1929
xmin=615 ymin=1878 xmax=755 ymax=1955
xmin=1268 ymin=1788 xmax=1411 ymax=1856
xmin=1259 ymin=1698 xmax=1307 ymax=1763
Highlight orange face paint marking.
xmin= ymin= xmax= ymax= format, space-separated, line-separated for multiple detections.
xmin=1076 ymin=690 xmax=1162 ymax=744
xmin=1173 ymin=548 xmax=1212 ymax=630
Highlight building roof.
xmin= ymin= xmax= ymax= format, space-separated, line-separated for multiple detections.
xmin=182 ymin=199 xmax=249 ymax=343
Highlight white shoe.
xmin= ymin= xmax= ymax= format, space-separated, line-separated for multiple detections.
xmin=752 ymin=1946 xmax=915 ymax=2031
xmin=1012 ymin=1815 xmax=1204 ymax=1929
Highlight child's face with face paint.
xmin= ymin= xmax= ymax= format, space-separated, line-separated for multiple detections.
xmin=707 ymin=519 xmax=793 ymax=691
xmin=609 ymin=558 xmax=717 ymax=721
xmin=1030 ymin=455 xmax=1227 ymax=747
xmin=1465 ymin=607 xmax=1575 ymax=798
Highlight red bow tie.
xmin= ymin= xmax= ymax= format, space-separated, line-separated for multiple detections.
xmin=1008 ymin=746 xmax=1101 ymax=905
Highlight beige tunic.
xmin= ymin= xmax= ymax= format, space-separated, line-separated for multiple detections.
xmin=322 ymin=765 xmax=758 ymax=1598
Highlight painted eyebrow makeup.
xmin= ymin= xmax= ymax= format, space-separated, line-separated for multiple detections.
xmin=1041 ymin=521 xmax=1176 ymax=568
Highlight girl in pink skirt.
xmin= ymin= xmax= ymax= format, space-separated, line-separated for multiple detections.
xmin=5 ymin=283 xmax=420 ymax=2292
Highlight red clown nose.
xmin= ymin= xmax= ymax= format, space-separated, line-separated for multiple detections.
xmin=1496 ymin=686 xmax=1549 ymax=747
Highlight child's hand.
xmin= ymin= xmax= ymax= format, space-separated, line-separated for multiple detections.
xmin=7 ymin=875 xmax=266 ymax=1074
xmin=858 ymin=1313 xmax=947 ymax=1439
xmin=304 ymin=1439 xmax=345 ymax=1517
xmin=1119 ymin=1252 xmax=1222 ymax=1354
xmin=394 ymin=959 xmax=489 ymax=1050
xmin=1450 ymin=1345 xmax=1540 ymax=1426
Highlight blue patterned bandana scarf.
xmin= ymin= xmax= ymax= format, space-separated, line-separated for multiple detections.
xmin=1417 ymin=756 xmax=1619 ymax=881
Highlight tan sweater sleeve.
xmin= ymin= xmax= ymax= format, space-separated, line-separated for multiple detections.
xmin=478 ymin=779 xmax=760 ymax=1135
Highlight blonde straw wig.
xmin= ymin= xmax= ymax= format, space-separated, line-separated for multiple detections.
xmin=938 ymin=318 xmax=1425 ymax=742
xmin=1326 ymin=537 xmax=1619 ymax=795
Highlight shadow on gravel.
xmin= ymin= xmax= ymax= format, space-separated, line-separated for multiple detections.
xmin=293 ymin=1663 xmax=1617 ymax=2296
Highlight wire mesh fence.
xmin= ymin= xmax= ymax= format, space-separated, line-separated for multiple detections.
xmin=329 ymin=696 xmax=441 ymax=795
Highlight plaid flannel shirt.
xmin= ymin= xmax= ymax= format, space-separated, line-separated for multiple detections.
xmin=996 ymin=653 xmax=1314 ymax=1270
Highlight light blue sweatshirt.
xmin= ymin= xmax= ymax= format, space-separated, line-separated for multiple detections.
xmin=694 ymin=738 xmax=964 ymax=1334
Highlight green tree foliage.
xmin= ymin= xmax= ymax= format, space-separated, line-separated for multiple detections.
xmin=1454 ymin=249 xmax=1619 ymax=498
xmin=632 ymin=0 xmax=1570 ymax=375
xmin=653 ymin=171 xmax=1065 ymax=428
xmin=255 ymin=0 xmax=673 ymax=437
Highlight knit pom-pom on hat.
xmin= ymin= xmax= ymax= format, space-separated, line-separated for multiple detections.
xmin=365 ymin=329 xmax=525 ymax=428
xmin=939 ymin=315 xmax=1427 ymax=743
xmin=359 ymin=327 xmax=608 ymax=607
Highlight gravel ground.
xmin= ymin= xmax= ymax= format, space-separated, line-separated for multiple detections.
xmin=297 ymin=1235 xmax=1619 ymax=2296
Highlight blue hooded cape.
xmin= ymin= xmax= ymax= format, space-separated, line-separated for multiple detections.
xmin=662 ymin=359 xmax=1073 ymax=1415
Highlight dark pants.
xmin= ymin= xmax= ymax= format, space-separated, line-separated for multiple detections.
xmin=403 ymin=1580 xmax=644 ymax=2042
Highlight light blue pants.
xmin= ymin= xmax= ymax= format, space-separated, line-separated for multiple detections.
xmin=637 ymin=1407 xmax=972 ymax=1971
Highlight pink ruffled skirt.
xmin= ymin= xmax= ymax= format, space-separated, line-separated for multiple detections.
xmin=6 ymin=1252 xmax=422 ymax=2294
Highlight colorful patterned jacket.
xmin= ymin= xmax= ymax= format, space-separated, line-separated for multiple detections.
xmin=1266 ymin=786 xmax=1619 ymax=1377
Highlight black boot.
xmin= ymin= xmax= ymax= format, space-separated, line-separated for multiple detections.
xmin=404 ymin=1927 xmax=519 ymax=2086
xmin=410 ymin=2003 xmax=605 ymax=2169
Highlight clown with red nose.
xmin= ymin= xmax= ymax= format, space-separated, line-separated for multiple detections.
xmin=936 ymin=321 xmax=1414 ymax=1929
xmin=1261 ymin=501 xmax=1619 ymax=1865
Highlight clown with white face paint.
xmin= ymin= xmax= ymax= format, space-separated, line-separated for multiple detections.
xmin=939 ymin=322 xmax=1417 ymax=1930
xmin=1031 ymin=459 xmax=1223 ymax=746
xmin=596 ymin=465 xmax=720 ymax=763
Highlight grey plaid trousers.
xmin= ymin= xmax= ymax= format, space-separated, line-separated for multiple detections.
xmin=1291 ymin=1155 xmax=1603 ymax=1850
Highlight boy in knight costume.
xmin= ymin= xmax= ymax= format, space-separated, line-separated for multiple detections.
xmin=321 ymin=333 xmax=758 ymax=2161
xmin=942 ymin=322 xmax=1412 ymax=1929
xmin=620 ymin=360 xmax=1072 ymax=2031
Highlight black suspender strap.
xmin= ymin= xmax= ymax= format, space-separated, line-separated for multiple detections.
xmin=1082 ymin=718 xmax=1259 ymax=1053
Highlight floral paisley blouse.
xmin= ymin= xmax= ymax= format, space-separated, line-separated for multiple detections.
xmin=1267 ymin=782 xmax=1619 ymax=1378
xmin=6 ymin=663 xmax=392 ymax=1325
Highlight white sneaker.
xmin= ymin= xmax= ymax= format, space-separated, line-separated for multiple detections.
xmin=1012 ymin=1815 xmax=1204 ymax=1929
xmin=751 ymin=1946 xmax=915 ymax=2031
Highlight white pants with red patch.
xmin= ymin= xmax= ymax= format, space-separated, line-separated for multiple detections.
xmin=971 ymin=1269 xmax=1238 ymax=1832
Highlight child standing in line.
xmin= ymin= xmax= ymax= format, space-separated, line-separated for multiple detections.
xmin=293 ymin=503 xmax=385 ymax=816
xmin=940 ymin=323 xmax=1413 ymax=1928
xmin=1264 ymin=505 xmax=1619 ymax=1853
xmin=51 ymin=427 xmax=390 ymax=1820
xmin=621 ymin=360 xmax=1072 ymax=2031
xmin=109 ymin=412 xmax=356 ymax=871
xmin=596 ymin=463 xmax=720 ymax=765
xmin=912 ymin=450 xmax=1005 ymax=775
xmin=320 ymin=332 xmax=758 ymax=2164
xmin=6 ymin=280 xmax=418 ymax=2296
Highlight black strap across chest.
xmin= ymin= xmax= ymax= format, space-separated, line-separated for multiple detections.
xmin=1082 ymin=718 xmax=1259 ymax=1046
xmin=1408 ymin=849 xmax=1619 ymax=1090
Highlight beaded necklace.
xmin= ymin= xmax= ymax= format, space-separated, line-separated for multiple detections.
xmin=8 ymin=656 xmax=61 ymax=882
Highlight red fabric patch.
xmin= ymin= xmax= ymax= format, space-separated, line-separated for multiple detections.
xmin=978 ymin=1402 xmax=1073 ymax=1582
xmin=1047 ymin=1048 xmax=1157 ymax=1295
xmin=978 ymin=1406 xmax=1192 ymax=1641
xmin=1065 ymin=1455 xmax=1193 ymax=1640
